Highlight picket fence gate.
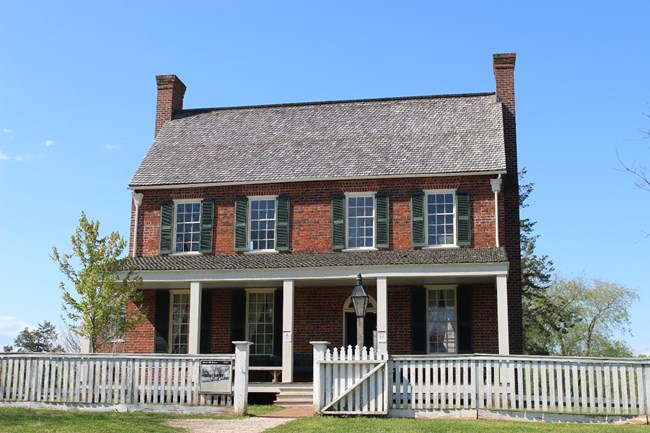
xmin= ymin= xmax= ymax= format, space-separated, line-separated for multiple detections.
xmin=314 ymin=346 xmax=650 ymax=420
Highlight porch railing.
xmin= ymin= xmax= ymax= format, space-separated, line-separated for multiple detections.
xmin=0 ymin=352 xmax=236 ymax=408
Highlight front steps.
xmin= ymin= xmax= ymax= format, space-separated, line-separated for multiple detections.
xmin=274 ymin=382 xmax=313 ymax=407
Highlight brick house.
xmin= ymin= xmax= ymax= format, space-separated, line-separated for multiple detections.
xmin=124 ymin=53 xmax=522 ymax=382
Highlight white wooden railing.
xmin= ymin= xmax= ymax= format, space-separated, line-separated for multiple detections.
xmin=314 ymin=345 xmax=650 ymax=419
xmin=0 ymin=353 xmax=235 ymax=407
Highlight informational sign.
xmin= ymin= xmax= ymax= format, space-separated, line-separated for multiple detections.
xmin=283 ymin=331 xmax=292 ymax=342
xmin=199 ymin=360 xmax=233 ymax=394
xmin=377 ymin=331 xmax=387 ymax=343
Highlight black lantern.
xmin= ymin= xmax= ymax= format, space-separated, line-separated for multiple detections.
xmin=351 ymin=273 xmax=368 ymax=348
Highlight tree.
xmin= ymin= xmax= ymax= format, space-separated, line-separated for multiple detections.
xmin=540 ymin=276 xmax=638 ymax=357
xmin=51 ymin=212 xmax=144 ymax=353
xmin=618 ymin=112 xmax=649 ymax=193
xmin=6 ymin=321 xmax=64 ymax=353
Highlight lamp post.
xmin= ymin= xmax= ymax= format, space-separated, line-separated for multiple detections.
xmin=351 ymin=273 xmax=368 ymax=349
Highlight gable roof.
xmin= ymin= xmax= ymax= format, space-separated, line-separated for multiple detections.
xmin=129 ymin=93 xmax=506 ymax=188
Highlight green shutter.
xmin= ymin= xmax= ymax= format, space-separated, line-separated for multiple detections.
xmin=456 ymin=191 xmax=471 ymax=246
xmin=159 ymin=201 xmax=174 ymax=254
xmin=410 ymin=192 xmax=425 ymax=247
xmin=331 ymin=195 xmax=345 ymax=250
xmin=200 ymin=201 xmax=215 ymax=253
xmin=457 ymin=286 xmax=473 ymax=354
xmin=154 ymin=291 xmax=170 ymax=353
xmin=200 ymin=290 xmax=212 ymax=353
xmin=276 ymin=196 xmax=290 ymax=251
xmin=411 ymin=287 xmax=427 ymax=354
xmin=234 ymin=198 xmax=248 ymax=252
xmin=376 ymin=193 xmax=389 ymax=249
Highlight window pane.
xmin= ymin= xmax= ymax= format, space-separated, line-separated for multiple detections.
xmin=174 ymin=202 xmax=202 ymax=252
xmin=427 ymin=193 xmax=455 ymax=246
xmin=427 ymin=288 xmax=457 ymax=354
xmin=250 ymin=198 xmax=276 ymax=250
xmin=247 ymin=291 xmax=274 ymax=355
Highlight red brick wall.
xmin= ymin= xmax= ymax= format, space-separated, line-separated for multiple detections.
xmin=131 ymin=175 xmax=500 ymax=257
xmin=124 ymin=290 xmax=156 ymax=353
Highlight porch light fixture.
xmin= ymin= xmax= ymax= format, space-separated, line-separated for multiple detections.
xmin=351 ymin=273 xmax=368 ymax=348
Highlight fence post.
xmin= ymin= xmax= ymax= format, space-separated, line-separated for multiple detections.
xmin=643 ymin=363 xmax=649 ymax=425
xmin=232 ymin=341 xmax=251 ymax=415
xmin=311 ymin=341 xmax=330 ymax=413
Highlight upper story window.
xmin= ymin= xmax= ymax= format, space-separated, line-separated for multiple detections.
xmin=332 ymin=193 xmax=389 ymax=250
xmin=234 ymin=196 xmax=290 ymax=252
xmin=411 ymin=190 xmax=470 ymax=248
xmin=174 ymin=201 xmax=201 ymax=253
xmin=159 ymin=200 xmax=215 ymax=255
xmin=346 ymin=194 xmax=375 ymax=249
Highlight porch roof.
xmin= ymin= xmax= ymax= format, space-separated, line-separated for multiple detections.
xmin=128 ymin=247 xmax=507 ymax=272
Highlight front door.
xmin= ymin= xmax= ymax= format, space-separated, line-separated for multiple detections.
xmin=344 ymin=312 xmax=377 ymax=349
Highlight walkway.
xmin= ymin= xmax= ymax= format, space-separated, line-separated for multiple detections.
xmin=166 ymin=406 xmax=314 ymax=433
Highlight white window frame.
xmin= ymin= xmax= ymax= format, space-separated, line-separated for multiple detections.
xmin=245 ymin=288 xmax=276 ymax=355
xmin=425 ymin=285 xmax=458 ymax=354
xmin=169 ymin=290 xmax=191 ymax=354
xmin=424 ymin=189 xmax=458 ymax=248
xmin=248 ymin=195 xmax=278 ymax=252
xmin=344 ymin=192 xmax=377 ymax=251
xmin=172 ymin=199 xmax=203 ymax=255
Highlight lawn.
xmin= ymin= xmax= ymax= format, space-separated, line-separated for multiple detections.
xmin=0 ymin=407 xmax=648 ymax=433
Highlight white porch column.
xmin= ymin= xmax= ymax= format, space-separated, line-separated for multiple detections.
xmin=496 ymin=274 xmax=510 ymax=355
xmin=188 ymin=281 xmax=202 ymax=355
xmin=376 ymin=276 xmax=388 ymax=354
xmin=282 ymin=279 xmax=294 ymax=383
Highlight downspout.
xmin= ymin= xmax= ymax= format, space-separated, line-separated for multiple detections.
xmin=490 ymin=176 xmax=503 ymax=247
xmin=131 ymin=192 xmax=144 ymax=257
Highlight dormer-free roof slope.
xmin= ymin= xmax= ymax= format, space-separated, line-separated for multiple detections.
xmin=129 ymin=92 xmax=506 ymax=188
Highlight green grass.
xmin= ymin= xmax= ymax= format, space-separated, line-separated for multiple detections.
xmin=0 ymin=407 xmax=647 ymax=433
xmin=266 ymin=416 xmax=649 ymax=433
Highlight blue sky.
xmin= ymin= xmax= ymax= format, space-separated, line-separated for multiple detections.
xmin=1 ymin=1 xmax=648 ymax=353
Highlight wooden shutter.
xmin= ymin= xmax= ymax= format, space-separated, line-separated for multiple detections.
xmin=154 ymin=291 xmax=170 ymax=353
xmin=331 ymin=195 xmax=345 ymax=250
xmin=230 ymin=290 xmax=246 ymax=351
xmin=276 ymin=197 xmax=290 ymax=251
xmin=200 ymin=201 xmax=215 ymax=253
xmin=411 ymin=286 xmax=427 ymax=354
xmin=159 ymin=201 xmax=174 ymax=254
xmin=200 ymin=290 xmax=212 ymax=354
xmin=457 ymin=286 xmax=473 ymax=354
xmin=375 ymin=193 xmax=389 ymax=249
xmin=410 ymin=192 xmax=425 ymax=247
xmin=234 ymin=198 xmax=248 ymax=252
xmin=273 ymin=289 xmax=283 ymax=357
xmin=456 ymin=191 xmax=471 ymax=246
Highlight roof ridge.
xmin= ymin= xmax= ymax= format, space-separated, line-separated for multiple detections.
xmin=176 ymin=92 xmax=497 ymax=116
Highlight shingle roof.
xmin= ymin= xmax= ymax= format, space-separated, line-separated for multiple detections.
xmin=128 ymin=248 xmax=507 ymax=272
xmin=129 ymin=93 xmax=506 ymax=188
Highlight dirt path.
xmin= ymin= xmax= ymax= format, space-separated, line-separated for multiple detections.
xmin=167 ymin=417 xmax=294 ymax=433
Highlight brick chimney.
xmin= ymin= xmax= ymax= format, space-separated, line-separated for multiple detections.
xmin=492 ymin=52 xmax=522 ymax=355
xmin=155 ymin=75 xmax=187 ymax=137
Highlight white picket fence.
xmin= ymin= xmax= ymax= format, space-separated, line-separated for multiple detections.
xmin=314 ymin=346 xmax=650 ymax=419
xmin=0 ymin=353 xmax=235 ymax=407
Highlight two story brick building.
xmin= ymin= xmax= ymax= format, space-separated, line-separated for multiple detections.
xmin=124 ymin=53 xmax=522 ymax=382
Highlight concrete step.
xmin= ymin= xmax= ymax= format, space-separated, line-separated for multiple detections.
xmin=275 ymin=383 xmax=313 ymax=406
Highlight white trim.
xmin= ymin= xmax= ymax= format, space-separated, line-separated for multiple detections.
xmin=376 ymin=276 xmax=388 ymax=353
xmin=136 ymin=262 xmax=510 ymax=284
xmin=282 ymin=280 xmax=294 ymax=383
xmin=496 ymin=274 xmax=510 ymax=355
xmin=344 ymin=192 xmax=376 ymax=250
xmin=423 ymin=189 xmax=458 ymax=248
xmin=188 ymin=281 xmax=202 ymax=355
xmin=128 ymin=170 xmax=508 ymax=191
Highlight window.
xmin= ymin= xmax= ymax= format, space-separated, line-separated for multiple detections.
xmin=246 ymin=289 xmax=275 ymax=355
xmin=234 ymin=196 xmax=290 ymax=252
xmin=426 ymin=192 xmax=455 ymax=246
xmin=250 ymin=198 xmax=276 ymax=251
xmin=332 ymin=193 xmax=389 ymax=250
xmin=347 ymin=194 xmax=375 ymax=249
xmin=159 ymin=200 xmax=214 ymax=255
xmin=175 ymin=201 xmax=201 ymax=253
xmin=170 ymin=291 xmax=190 ymax=354
xmin=410 ymin=190 xmax=470 ymax=247
xmin=427 ymin=287 xmax=457 ymax=354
